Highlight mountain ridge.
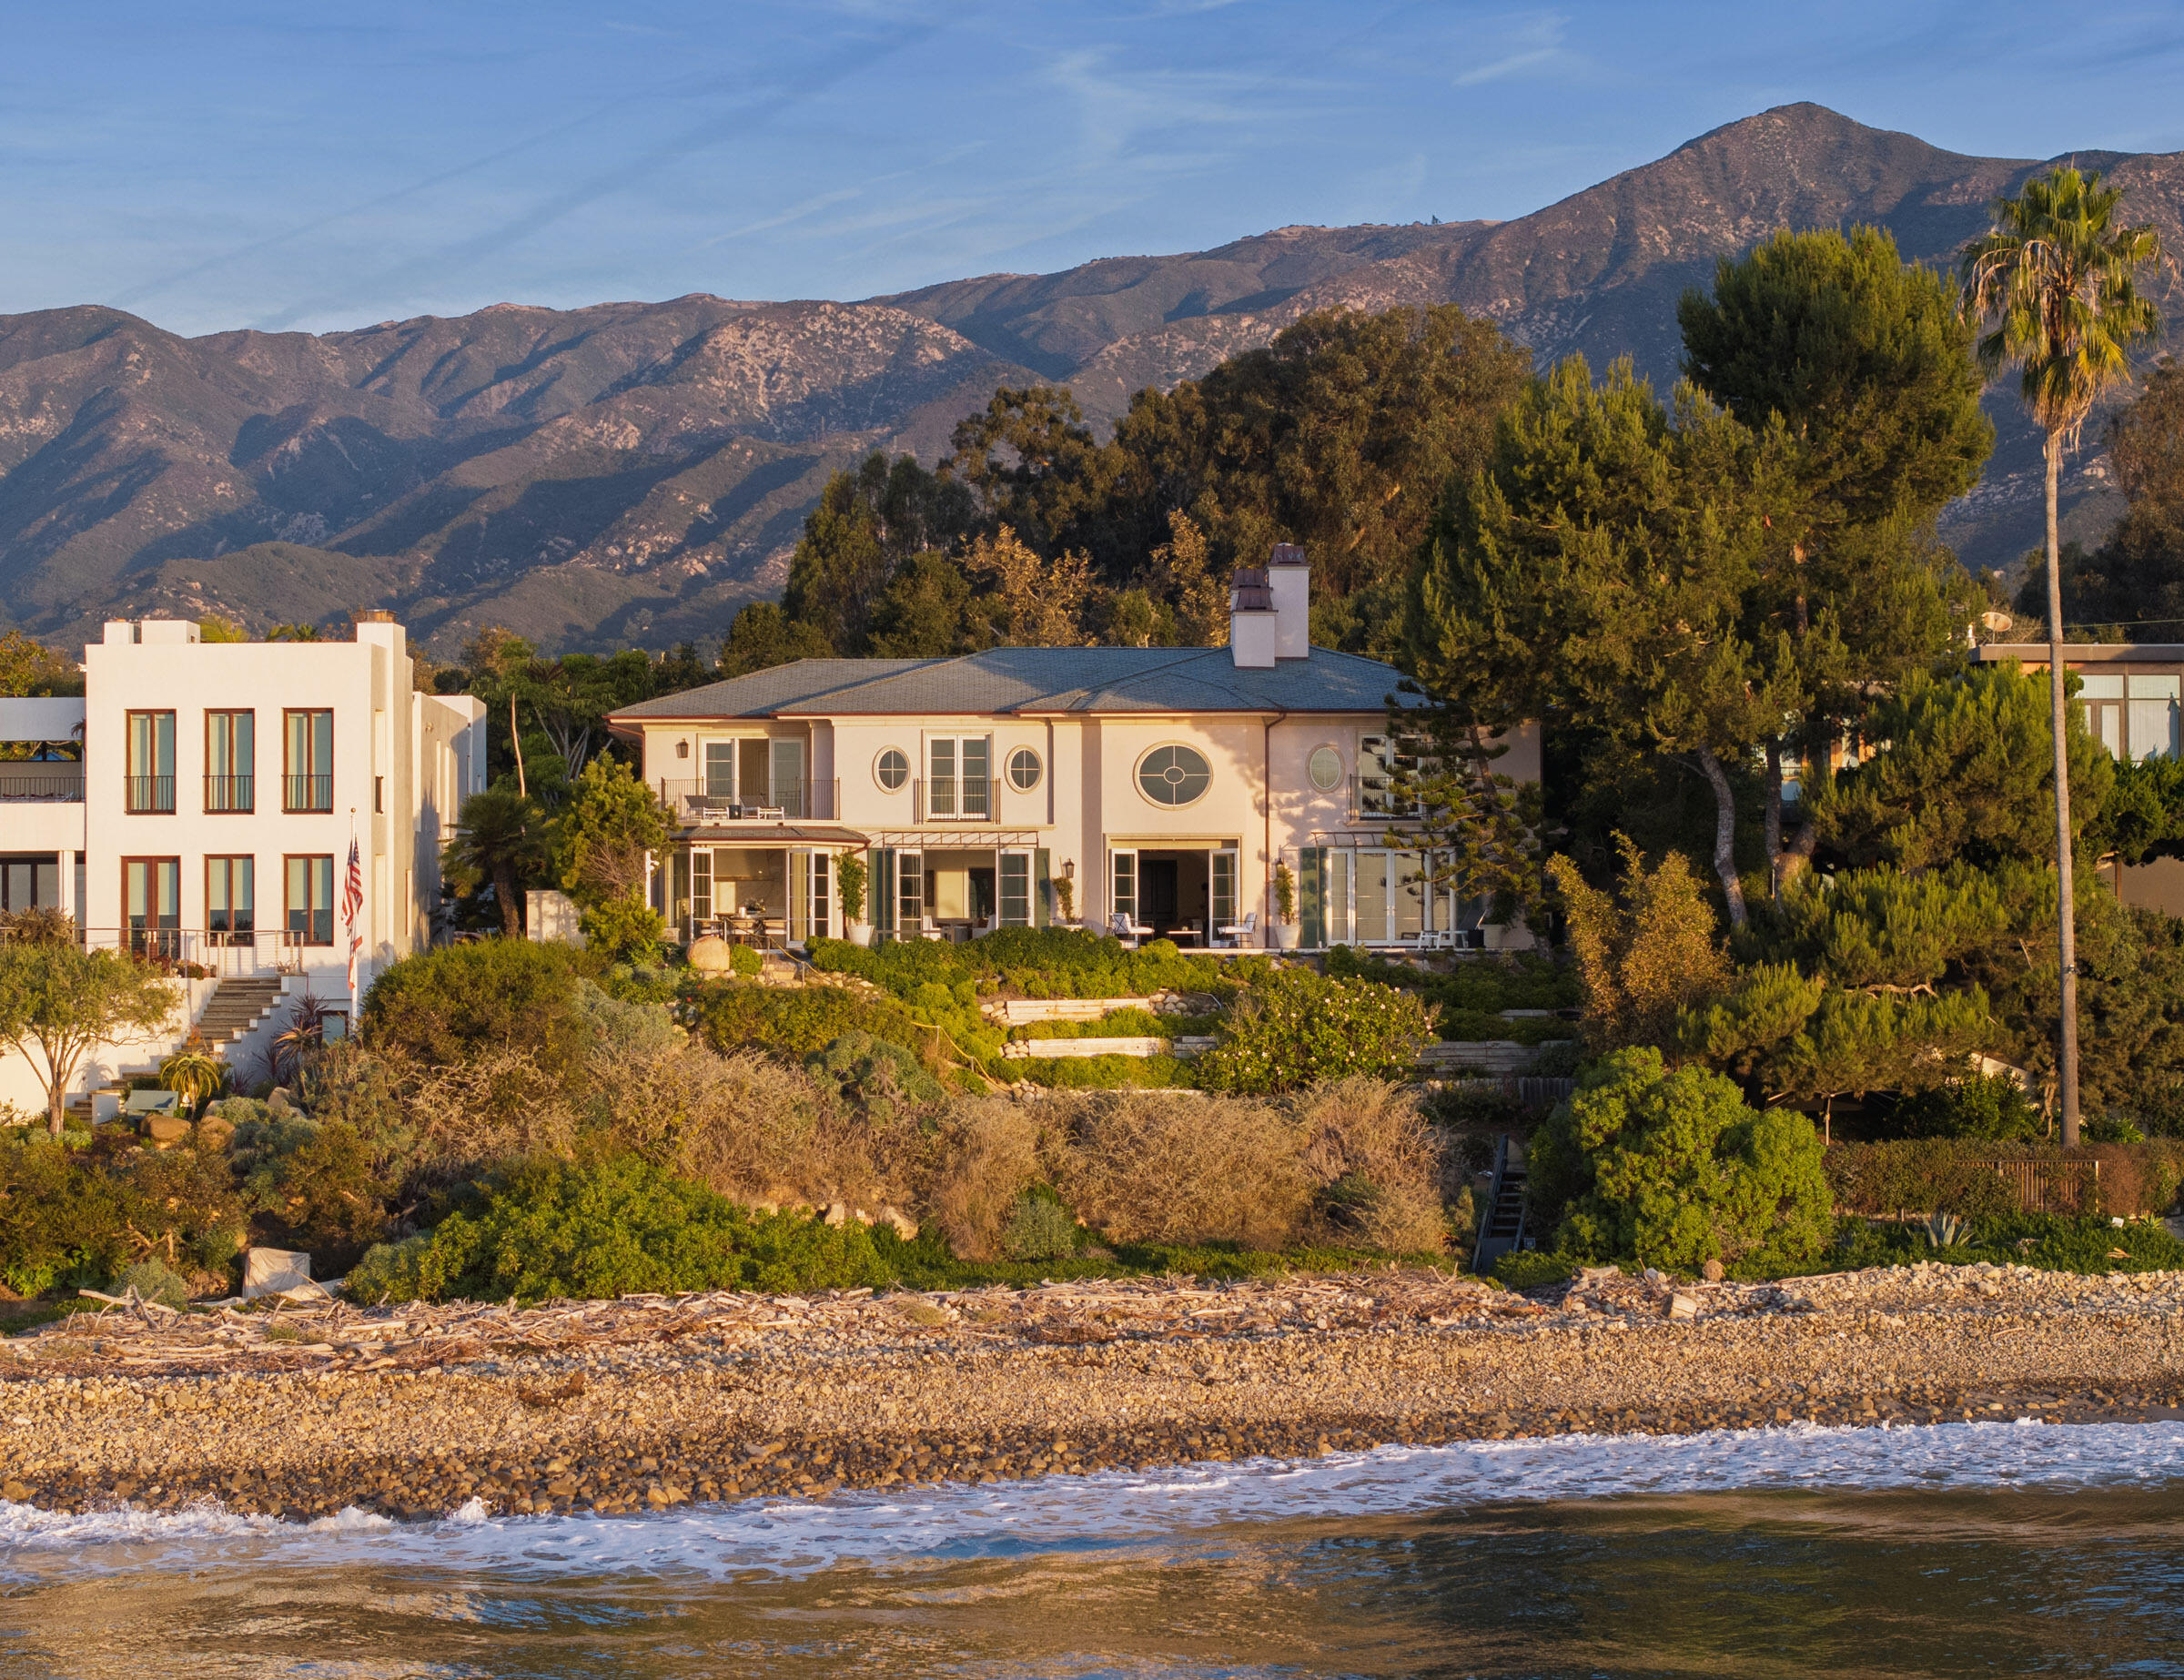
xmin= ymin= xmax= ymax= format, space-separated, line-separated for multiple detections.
xmin=2 ymin=103 xmax=2177 ymax=656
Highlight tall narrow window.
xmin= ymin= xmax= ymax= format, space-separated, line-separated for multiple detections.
xmin=284 ymin=709 xmax=334 ymax=812
xmin=1355 ymin=851 xmax=1390 ymax=945
xmin=1112 ymin=849 xmax=1138 ymax=926
xmin=896 ymin=851 xmax=925 ymax=930
xmin=703 ymin=740 xmax=737 ymax=798
xmin=999 ymin=852 xmax=1031 ymax=927
xmin=207 ymin=855 xmax=255 ymax=945
xmin=927 ymin=739 xmax=956 ymax=818
xmin=205 ymin=711 xmax=254 ymax=813
xmin=1211 ymin=850 xmax=1238 ymax=933
xmin=285 ymin=855 xmax=335 ymax=945
xmin=123 ymin=857 xmax=180 ymax=956
xmin=126 ymin=711 xmax=175 ymax=814
xmin=771 ymin=740 xmax=804 ymax=819
xmin=960 ymin=737 xmax=990 ymax=819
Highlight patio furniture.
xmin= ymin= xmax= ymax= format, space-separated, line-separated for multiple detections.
xmin=1217 ymin=910 xmax=1259 ymax=949
xmin=1109 ymin=912 xmax=1152 ymax=948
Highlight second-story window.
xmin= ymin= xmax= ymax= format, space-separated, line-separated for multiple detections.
xmin=284 ymin=709 xmax=334 ymax=812
xmin=206 ymin=710 xmax=254 ymax=812
xmin=927 ymin=736 xmax=989 ymax=819
xmin=125 ymin=710 xmax=175 ymax=814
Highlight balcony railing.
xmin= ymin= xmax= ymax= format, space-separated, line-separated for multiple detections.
xmin=204 ymin=774 xmax=255 ymax=814
xmin=660 ymin=778 xmax=838 ymax=826
xmin=283 ymin=774 xmax=334 ymax=813
xmin=0 ymin=923 xmax=327 ymax=978
xmin=125 ymin=774 xmax=176 ymax=815
xmin=1350 ymin=774 xmax=1422 ymax=824
xmin=0 ymin=768 xmax=85 ymax=803
xmin=915 ymin=775 xmax=994 ymax=823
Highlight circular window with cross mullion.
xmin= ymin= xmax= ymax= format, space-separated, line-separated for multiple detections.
xmin=875 ymin=747 xmax=910 ymax=792
xmin=1006 ymin=746 xmax=1043 ymax=792
xmin=1136 ymin=744 xmax=1212 ymax=808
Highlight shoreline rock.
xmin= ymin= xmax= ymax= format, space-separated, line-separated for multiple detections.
xmin=1 ymin=1260 xmax=2179 ymax=1522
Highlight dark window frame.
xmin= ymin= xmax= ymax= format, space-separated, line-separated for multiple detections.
xmin=124 ymin=709 xmax=176 ymax=814
xmin=283 ymin=708 xmax=335 ymax=813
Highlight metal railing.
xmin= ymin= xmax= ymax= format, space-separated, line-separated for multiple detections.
xmin=915 ymin=775 xmax=993 ymax=823
xmin=1350 ymin=774 xmax=1422 ymax=823
xmin=203 ymin=774 xmax=255 ymax=813
xmin=124 ymin=774 xmax=176 ymax=814
xmin=0 ymin=770 xmax=85 ymax=802
xmin=0 ymin=923 xmax=330 ymax=978
xmin=659 ymin=778 xmax=837 ymax=825
xmin=283 ymin=774 xmax=334 ymax=813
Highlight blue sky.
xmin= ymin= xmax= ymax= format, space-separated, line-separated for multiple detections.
xmin=5 ymin=1 xmax=2182 ymax=337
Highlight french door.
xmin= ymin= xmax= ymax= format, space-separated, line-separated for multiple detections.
xmin=123 ymin=857 xmax=181 ymax=957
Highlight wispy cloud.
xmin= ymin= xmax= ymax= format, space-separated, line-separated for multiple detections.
xmin=1452 ymin=15 xmax=1571 ymax=87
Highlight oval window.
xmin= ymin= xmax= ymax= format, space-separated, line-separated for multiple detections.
xmin=1308 ymin=745 xmax=1343 ymax=793
xmin=1007 ymin=746 xmax=1043 ymax=792
xmin=1138 ymin=744 xmax=1211 ymax=807
xmin=875 ymin=747 xmax=910 ymax=792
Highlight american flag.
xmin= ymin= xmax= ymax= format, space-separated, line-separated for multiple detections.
xmin=342 ymin=832 xmax=364 ymax=993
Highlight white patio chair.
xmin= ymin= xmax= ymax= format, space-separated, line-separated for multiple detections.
xmin=1109 ymin=912 xmax=1152 ymax=948
xmin=1217 ymin=909 xmax=1258 ymax=948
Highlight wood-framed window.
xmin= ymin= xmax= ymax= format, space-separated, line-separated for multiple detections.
xmin=283 ymin=709 xmax=334 ymax=813
xmin=207 ymin=855 xmax=255 ymax=945
xmin=122 ymin=856 xmax=181 ymax=956
xmin=205 ymin=710 xmax=255 ymax=813
xmin=125 ymin=710 xmax=175 ymax=814
xmin=925 ymin=736 xmax=989 ymax=820
xmin=284 ymin=854 xmax=335 ymax=946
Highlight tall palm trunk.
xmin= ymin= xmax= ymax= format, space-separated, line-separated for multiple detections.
xmin=2042 ymin=430 xmax=2080 ymax=1145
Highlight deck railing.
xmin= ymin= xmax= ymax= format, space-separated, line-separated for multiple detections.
xmin=0 ymin=923 xmax=327 ymax=978
xmin=0 ymin=770 xmax=85 ymax=802
xmin=659 ymin=778 xmax=838 ymax=825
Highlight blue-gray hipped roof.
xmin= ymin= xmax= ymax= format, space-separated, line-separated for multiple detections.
xmin=609 ymin=646 xmax=1421 ymax=725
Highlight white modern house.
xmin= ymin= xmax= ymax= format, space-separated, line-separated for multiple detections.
xmin=609 ymin=548 xmax=1541 ymax=953
xmin=0 ymin=613 xmax=486 ymax=1114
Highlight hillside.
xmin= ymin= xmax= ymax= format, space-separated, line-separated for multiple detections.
xmin=3 ymin=103 xmax=2179 ymax=655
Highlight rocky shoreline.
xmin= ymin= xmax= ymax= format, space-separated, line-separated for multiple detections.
xmin=3 ymin=1260 xmax=2181 ymax=1523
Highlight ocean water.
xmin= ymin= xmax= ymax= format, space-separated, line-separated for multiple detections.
xmin=5 ymin=1420 xmax=2184 ymax=1676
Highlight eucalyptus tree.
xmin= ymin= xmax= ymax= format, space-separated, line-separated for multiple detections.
xmin=1961 ymin=165 xmax=2166 ymax=1143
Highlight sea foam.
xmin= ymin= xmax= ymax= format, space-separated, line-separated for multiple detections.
xmin=5 ymin=1417 xmax=2182 ymax=1584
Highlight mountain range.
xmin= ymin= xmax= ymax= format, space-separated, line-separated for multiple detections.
xmin=3 ymin=102 xmax=2179 ymax=657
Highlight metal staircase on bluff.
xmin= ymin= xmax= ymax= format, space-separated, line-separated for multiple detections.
xmin=1471 ymin=1134 xmax=1532 ymax=1274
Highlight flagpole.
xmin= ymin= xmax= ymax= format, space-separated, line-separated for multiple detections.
xmin=344 ymin=809 xmax=363 ymax=1031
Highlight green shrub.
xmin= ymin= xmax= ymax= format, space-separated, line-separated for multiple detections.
xmin=1528 ymin=1047 xmax=1831 ymax=1272
xmin=109 ymin=1256 xmax=191 ymax=1308
xmin=2086 ymin=1114 xmax=2147 ymax=1144
xmin=692 ymin=981 xmax=935 ymax=1063
xmin=1327 ymin=946 xmax=1577 ymax=1013
xmin=809 ymin=1031 xmax=946 ymax=1112
xmin=731 ymin=946 xmax=763 ymax=978
xmin=0 ymin=1133 xmax=246 ymax=1298
xmin=360 ymin=939 xmax=595 ymax=1091
xmin=1434 ymin=1008 xmax=1574 ymax=1046
xmin=1825 ymin=1139 xmax=2044 ymax=1220
xmin=579 ymin=896 xmax=666 ymax=965
xmin=344 ymin=1152 xmax=894 ymax=1303
xmin=1197 ymin=968 xmax=1434 ymax=1094
xmin=998 ymin=1188 xmax=1080 ymax=1261
xmin=229 ymin=1115 xmax=395 ymax=1261
xmin=807 ymin=927 xmax=1230 ymax=1005
xmin=1880 ymin=1074 xmax=2042 ymax=1142
xmin=1492 ymin=1249 xmax=1576 ymax=1289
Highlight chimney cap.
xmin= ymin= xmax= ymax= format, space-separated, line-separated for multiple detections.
xmin=355 ymin=610 xmax=397 ymax=623
xmin=1269 ymin=542 xmax=1308 ymax=567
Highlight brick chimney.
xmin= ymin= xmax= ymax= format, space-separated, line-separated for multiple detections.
xmin=1269 ymin=542 xmax=1309 ymax=659
xmin=1229 ymin=565 xmax=1278 ymax=668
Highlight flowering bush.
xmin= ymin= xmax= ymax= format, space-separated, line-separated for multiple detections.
xmin=1195 ymin=969 xmax=1434 ymax=1095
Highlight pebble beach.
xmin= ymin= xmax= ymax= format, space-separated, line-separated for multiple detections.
xmin=4 ymin=1260 xmax=2181 ymax=1523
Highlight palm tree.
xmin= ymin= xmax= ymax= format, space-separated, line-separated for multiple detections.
xmin=1961 ymin=166 xmax=2165 ymax=1145
xmin=443 ymin=785 xmax=548 ymax=937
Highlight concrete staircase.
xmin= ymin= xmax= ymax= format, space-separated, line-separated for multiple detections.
xmin=193 ymin=976 xmax=288 ymax=1056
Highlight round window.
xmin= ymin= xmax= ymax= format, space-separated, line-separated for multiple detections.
xmin=1007 ymin=746 xmax=1043 ymax=792
xmin=875 ymin=747 xmax=910 ymax=792
xmin=1308 ymin=745 xmax=1343 ymax=793
xmin=1137 ymin=744 xmax=1212 ymax=807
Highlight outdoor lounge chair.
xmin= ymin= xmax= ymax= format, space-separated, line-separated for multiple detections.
xmin=1109 ymin=911 xmax=1152 ymax=948
xmin=1217 ymin=910 xmax=1259 ymax=948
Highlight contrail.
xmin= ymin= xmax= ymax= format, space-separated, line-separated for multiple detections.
xmin=250 ymin=15 xmax=945 ymax=332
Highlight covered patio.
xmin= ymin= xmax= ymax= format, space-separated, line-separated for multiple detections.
xmin=661 ymin=825 xmax=866 ymax=949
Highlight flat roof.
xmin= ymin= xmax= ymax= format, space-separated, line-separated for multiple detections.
xmin=1976 ymin=643 xmax=2184 ymax=662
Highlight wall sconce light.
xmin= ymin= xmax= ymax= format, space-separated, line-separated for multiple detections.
xmin=1063 ymin=860 xmax=1075 ymax=880
xmin=675 ymin=739 xmax=690 ymax=759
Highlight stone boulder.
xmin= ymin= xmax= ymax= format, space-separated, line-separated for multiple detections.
xmin=687 ymin=936 xmax=737 ymax=973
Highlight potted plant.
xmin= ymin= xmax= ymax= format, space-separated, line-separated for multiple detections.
xmin=1271 ymin=861 xmax=1300 ymax=951
xmin=839 ymin=853 xmax=873 ymax=946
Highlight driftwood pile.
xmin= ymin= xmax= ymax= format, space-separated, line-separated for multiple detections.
xmin=0 ymin=1270 xmax=1552 ymax=1380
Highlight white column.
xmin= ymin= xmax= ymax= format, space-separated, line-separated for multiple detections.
xmin=56 ymin=849 xmax=76 ymax=919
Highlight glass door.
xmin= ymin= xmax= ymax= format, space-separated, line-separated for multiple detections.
xmin=1110 ymin=848 xmax=1138 ymax=936
xmin=771 ymin=740 xmax=804 ymax=818
xmin=124 ymin=857 xmax=181 ymax=957
xmin=1211 ymin=849 xmax=1238 ymax=937
xmin=999 ymin=851 xmax=1032 ymax=927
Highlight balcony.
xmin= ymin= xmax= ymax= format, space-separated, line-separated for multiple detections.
xmin=0 ymin=922 xmax=319 ymax=978
xmin=204 ymin=774 xmax=255 ymax=814
xmin=125 ymin=774 xmax=176 ymax=815
xmin=914 ymin=776 xmax=995 ymax=824
xmin=0 ymin=765 xmax=85 ymax=803
xmin=662 ymin=778 xmax=838 ymax=826
xmin=1350 ymin=774 xmax=1423 ymax=825
xmin=283 ymin=774 xmax=334 ymax=814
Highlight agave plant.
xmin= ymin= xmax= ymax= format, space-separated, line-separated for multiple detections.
xmin=1924 ymin=1210 xmax=1966 ymax=1250
xmin=158 ymin=1036 xmax=228 ymax=1114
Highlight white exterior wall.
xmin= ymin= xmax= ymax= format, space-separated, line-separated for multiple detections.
xmin=1 ymin=618 xmax=488 ymax=1117
xmin=628 ymin=695 xmax=1542 ymax=950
